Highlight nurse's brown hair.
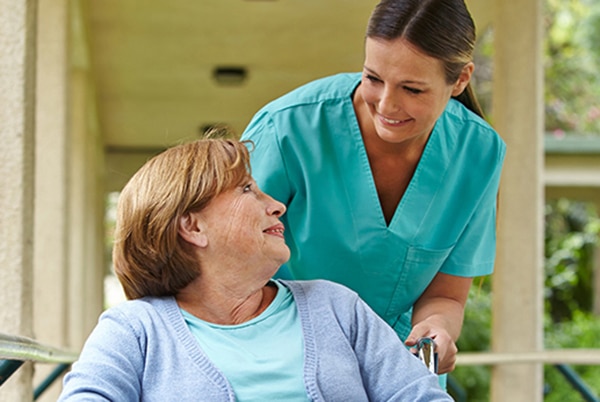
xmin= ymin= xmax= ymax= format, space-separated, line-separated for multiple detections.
xmin=366 ymin=0 xmax=483 ymax=117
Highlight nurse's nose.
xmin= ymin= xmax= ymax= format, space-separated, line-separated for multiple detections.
xmin=378 ymin=86 xmax=402 ymax=115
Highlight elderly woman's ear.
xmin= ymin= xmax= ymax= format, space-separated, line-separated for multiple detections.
xmin=178 ymin=212 xmax=209 ymax=248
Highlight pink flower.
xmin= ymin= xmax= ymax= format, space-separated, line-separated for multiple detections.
xmin=587 ymin=106 xmax=600 ymax=121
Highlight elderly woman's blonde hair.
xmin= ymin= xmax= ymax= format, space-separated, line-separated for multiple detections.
xmin=113 ymin=137 xmax=252 ymax=299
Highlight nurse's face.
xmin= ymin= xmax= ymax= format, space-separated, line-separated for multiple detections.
xmin=357 ymin=37 xmax=471 ymax=145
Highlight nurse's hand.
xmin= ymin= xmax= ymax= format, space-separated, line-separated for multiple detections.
xmin=405 ymin=324 xmax=457 ymax=374
xmin=408 ymin=273 xmax=472 ymax=374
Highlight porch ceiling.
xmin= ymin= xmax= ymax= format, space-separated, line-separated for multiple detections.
xmin=82 ymin=0 xmax=492 ymax=189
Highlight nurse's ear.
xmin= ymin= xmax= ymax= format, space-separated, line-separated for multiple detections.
xmin=178 ymin=211 xmax=208 ymax=248
xmin=451 ymin=62 xmax=474 ymax=97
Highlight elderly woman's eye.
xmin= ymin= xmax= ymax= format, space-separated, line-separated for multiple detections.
xmin=243 ymin=183 xmax=253 ymax=193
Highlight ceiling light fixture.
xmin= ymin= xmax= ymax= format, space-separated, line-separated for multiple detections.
xmin=213 ymin=66 xmax=247 ymax=85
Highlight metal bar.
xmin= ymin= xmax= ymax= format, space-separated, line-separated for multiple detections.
xmin=0 ymin=333 xmax=78 ymax=364
xmin=0 ymin=360 xmax=24 ymax=386
xmin=447 ymin=374 xmax=467 ymax=402
xmin=457 ymin=349 xmax=600 ymax=366
xmin=34 ymin=363 xmax=71 ymax=400
xmin=554 ymin=364 xmax=600 ymax=402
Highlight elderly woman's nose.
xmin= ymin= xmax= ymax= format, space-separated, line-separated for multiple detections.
xmin=266 ymin=196 xmax=286 ymax=216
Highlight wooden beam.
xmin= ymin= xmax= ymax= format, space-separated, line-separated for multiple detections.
xmin=458 ymin=350 xmax=600 ymax=366
xmin=491 ymin=0 xmax=545 ymax=400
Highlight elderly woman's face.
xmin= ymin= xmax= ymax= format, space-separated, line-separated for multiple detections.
xmin=197 ymin=177 xmax=290 ymax=276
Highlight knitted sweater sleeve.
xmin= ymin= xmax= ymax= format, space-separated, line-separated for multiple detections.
xmin=58 ymin=306 xmax=145 ymax=401
xmin=351 ymin=292 xmax=453 ymax=401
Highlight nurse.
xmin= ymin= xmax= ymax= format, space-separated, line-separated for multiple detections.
xmin=241 ymin=0 xmax=506 ymax=385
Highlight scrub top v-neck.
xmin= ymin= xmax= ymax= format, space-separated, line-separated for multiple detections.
xmin=241 ymin=73 xmax=506 ymax=340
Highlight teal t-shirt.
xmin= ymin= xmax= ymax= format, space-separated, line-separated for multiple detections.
xmin=181 ymin=280 xmax=309 ymax=402
xmin=241 ymin=73 xmax=506 ymax=341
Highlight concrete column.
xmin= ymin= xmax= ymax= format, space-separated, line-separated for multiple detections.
xmin=0 ymin=0 xmax=37 ymax=400
xmin=33 ymin=0 xmax=70 ymax=400
xmin=68 ymin=68 xmax=90 ymax=350
xmin=82 ymin=89 xmax=105 ymax=336
xmin=491 ymin=0 xmax=544 ymax=401
xmin=67 ymin=76 xmax=105 ymax=352
xmin=66 ymin=0 xmax=105 ymax=352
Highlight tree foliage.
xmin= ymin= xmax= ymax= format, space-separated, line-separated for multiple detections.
xmin=451 ymin=200 xmax=600 ymax=400
xmin=545 ymin=200 xmax=600 ymax=323
xmin=544 ymin=0 xmax=600 ymax=135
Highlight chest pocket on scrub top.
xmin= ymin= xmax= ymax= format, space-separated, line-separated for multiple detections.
xmin=385 ymin=244 xmax=454 ymax=317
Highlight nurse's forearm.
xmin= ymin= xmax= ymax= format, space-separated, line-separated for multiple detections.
xmin=411 ymin=296 xmax=465 ymax=341
xmin=410 ymin=272 xmax=472 ymax=340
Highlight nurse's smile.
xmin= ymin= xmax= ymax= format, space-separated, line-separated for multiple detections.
xmin=378 ymin=114 xmax=413 ymax=127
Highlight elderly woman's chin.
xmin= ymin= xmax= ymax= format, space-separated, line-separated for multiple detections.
xmin=275 ymin=244 xmax=291 ymax=268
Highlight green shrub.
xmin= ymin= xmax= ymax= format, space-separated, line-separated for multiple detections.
xmin=449 ymin=285 xmax=492 ymax=401
xmin=544 ymin=311 xmax=600 ymax=401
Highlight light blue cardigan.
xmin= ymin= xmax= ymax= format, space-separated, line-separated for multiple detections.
xmin=58 ymin=280 xmax=451 ymax=401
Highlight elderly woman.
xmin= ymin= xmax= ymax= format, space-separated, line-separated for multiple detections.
xmin=58 ymin=137 xmax=452 ymax=401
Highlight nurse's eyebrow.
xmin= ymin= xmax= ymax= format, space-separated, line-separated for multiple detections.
xmin=363 ymin=66 xmax=428 ymax=86
xmin=363 ymin=66 xmax=381 ymax=78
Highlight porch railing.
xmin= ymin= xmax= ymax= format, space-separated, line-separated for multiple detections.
xmin=0 ymin=332 xmax=78 ymax=400
xmin=450 ymin=349 xmax=600 ymax=401
xmin=2 ymin=331 xmax=598 ymax=401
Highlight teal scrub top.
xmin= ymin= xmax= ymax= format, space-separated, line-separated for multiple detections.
xmin=241 ymin=73 xmax=506 ymax=341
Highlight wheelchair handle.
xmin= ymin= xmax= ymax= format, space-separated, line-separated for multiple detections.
xmin=414 ymin=337 xmax=438 ymax=374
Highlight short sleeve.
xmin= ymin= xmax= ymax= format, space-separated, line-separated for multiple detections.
xmin=241 ymin=110 xmax=293 ymax=206
xmin=441 ymin=142 xmax=506 ymax=277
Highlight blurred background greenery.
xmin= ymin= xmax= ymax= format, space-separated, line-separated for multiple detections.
xmin=451 ymin=200 xmax=600 ymax=400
